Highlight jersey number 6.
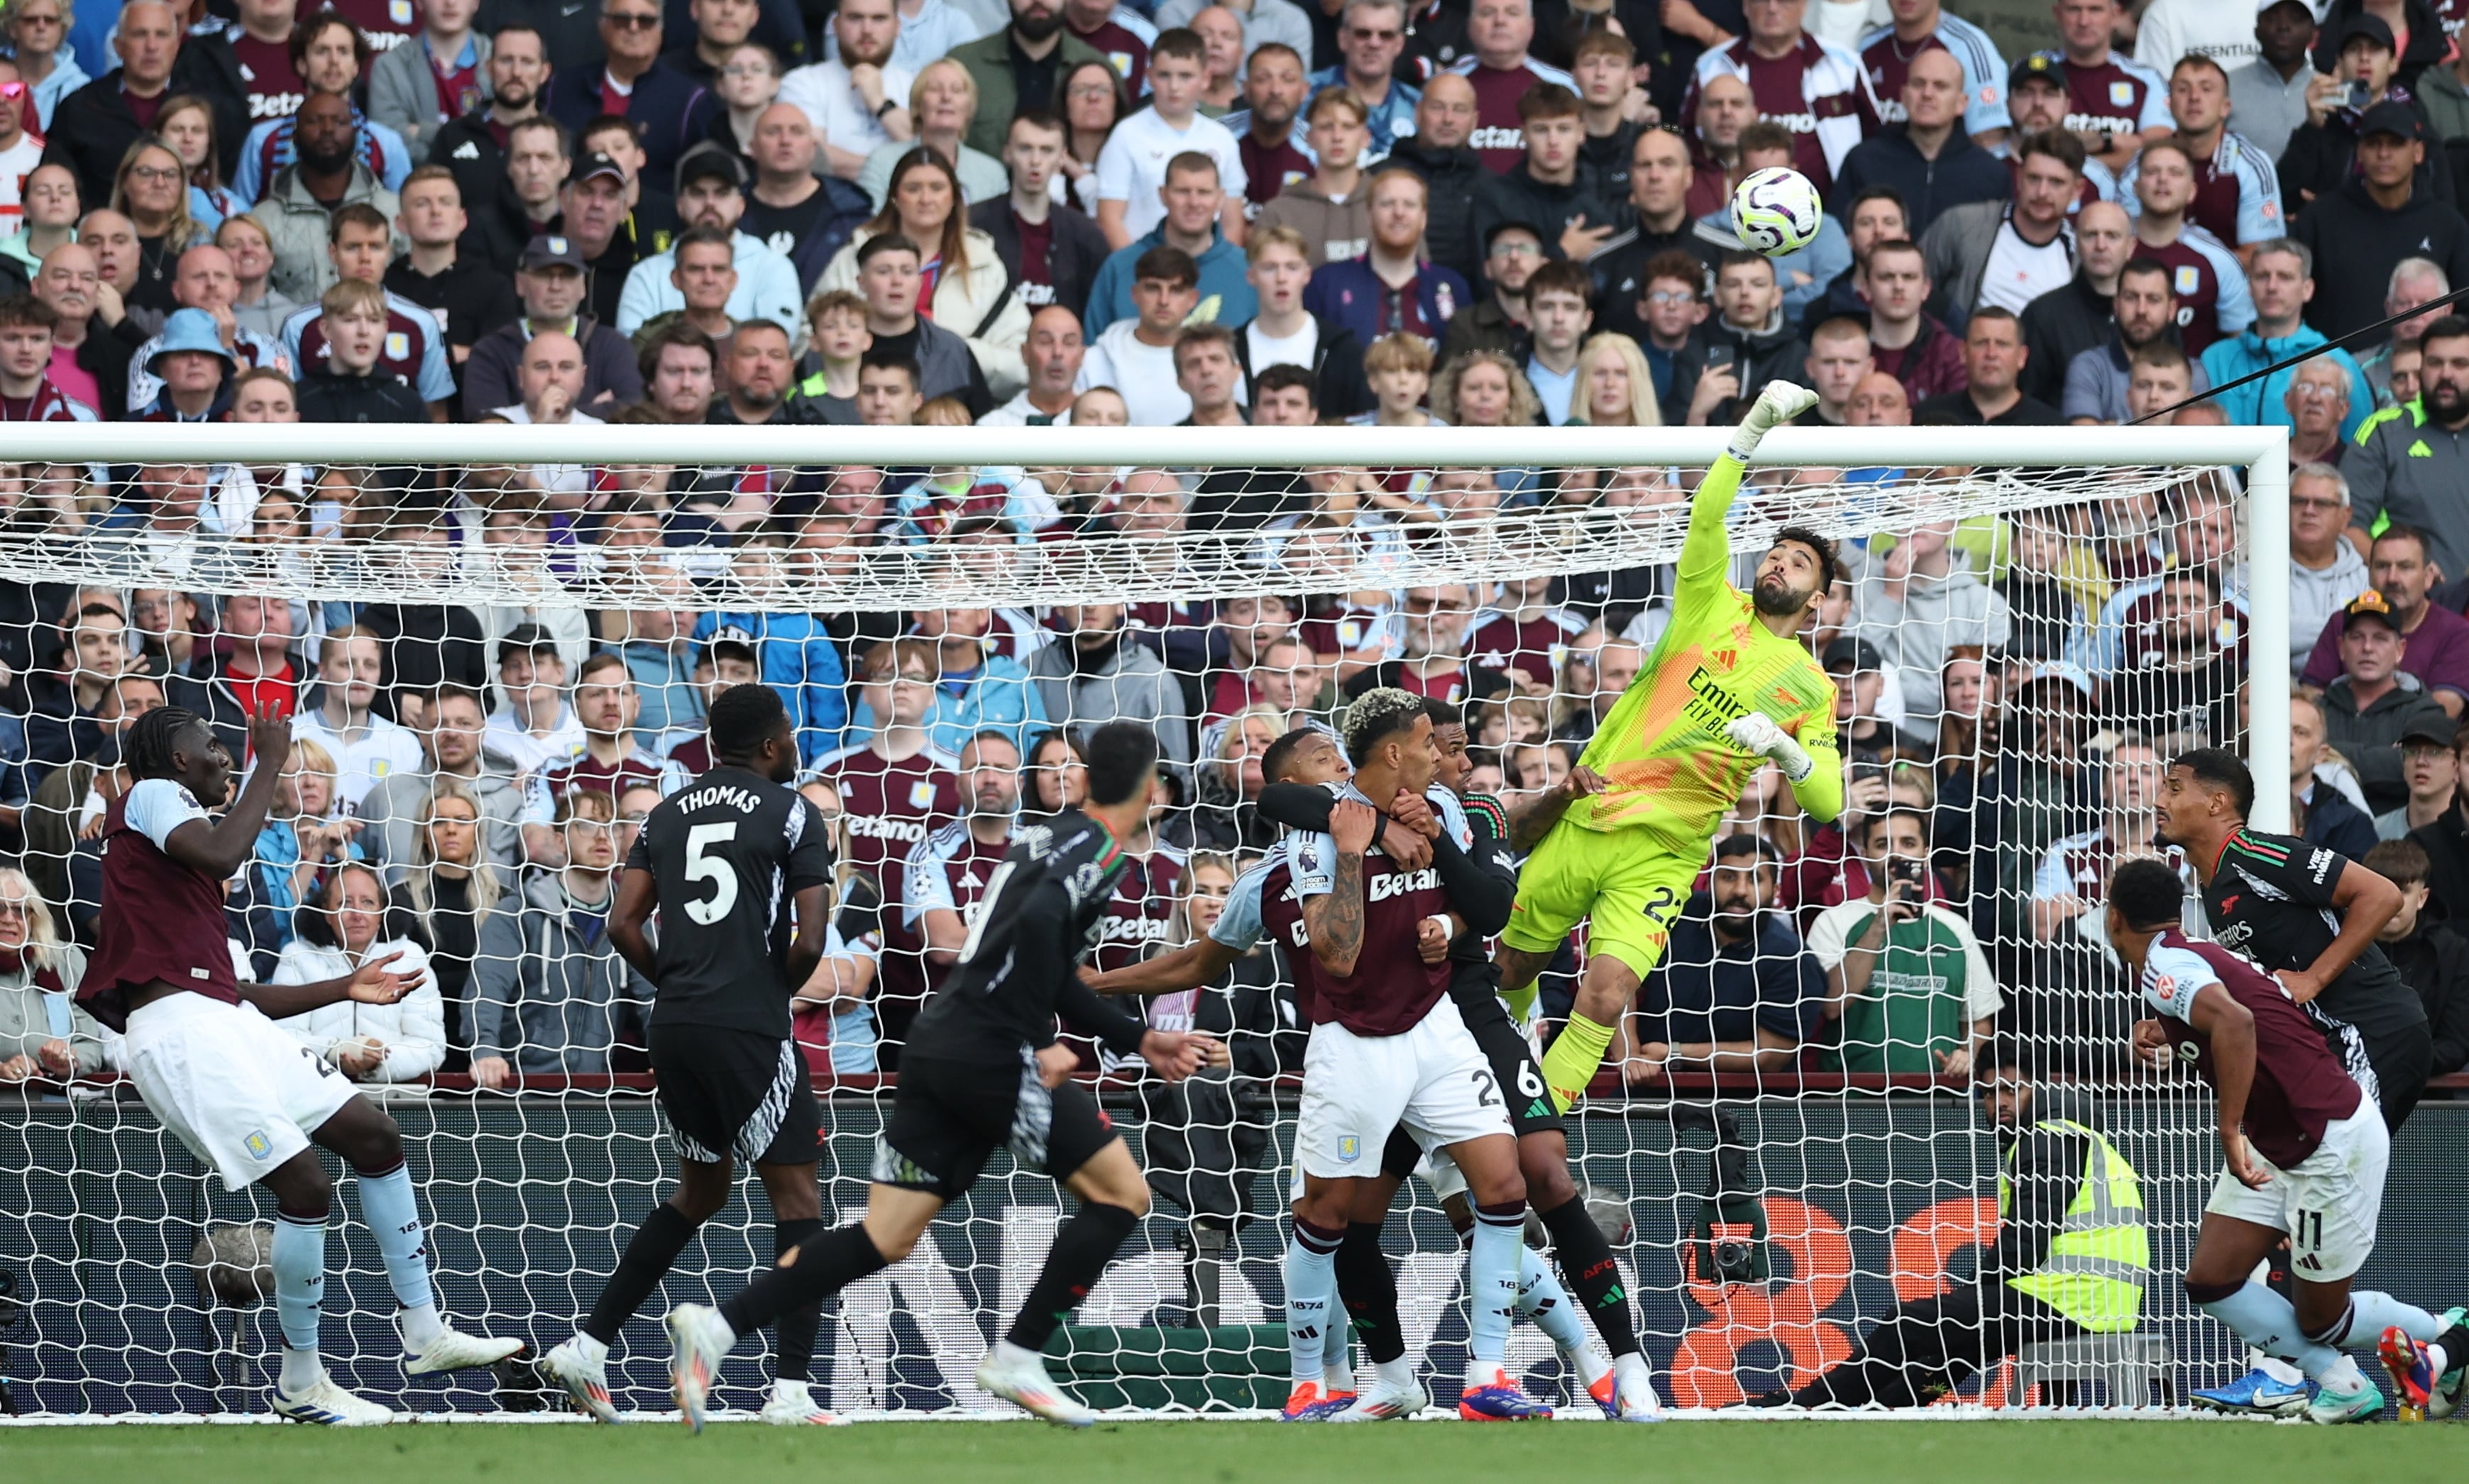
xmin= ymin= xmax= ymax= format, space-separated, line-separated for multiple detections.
xmin=683 ymin=823 xmax=739 ymax=925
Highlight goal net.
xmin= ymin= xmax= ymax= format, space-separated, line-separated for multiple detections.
xmin=0 ymin=422 xmax=2297 ymax=1419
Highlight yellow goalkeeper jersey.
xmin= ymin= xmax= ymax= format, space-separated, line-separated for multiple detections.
xmin=1565 ymin=458 xmax=1845 ymax=849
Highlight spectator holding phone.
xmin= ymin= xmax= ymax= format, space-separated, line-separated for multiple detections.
xmin=1808 ymin=803 xmax=2001 ymax=1078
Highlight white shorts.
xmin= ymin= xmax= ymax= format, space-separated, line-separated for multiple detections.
xmin=1294 ymin=996 xmax=1513 ymax=1180
xmin=122 ymin=992 xmax=358 ymax=1192
xmin=2205 ymin=1104 xmax=2389 ymax=1283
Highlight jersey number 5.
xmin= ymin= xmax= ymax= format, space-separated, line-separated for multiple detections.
xmin=683 ymin=823 xmax=739 ymax=925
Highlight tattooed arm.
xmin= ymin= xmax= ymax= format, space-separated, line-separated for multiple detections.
xmin=1302 ymin=800 xmax=1378 ymax=977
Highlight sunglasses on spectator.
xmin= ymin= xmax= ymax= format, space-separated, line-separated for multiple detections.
xmin=603 ymin=11 xmax=659 ymax=26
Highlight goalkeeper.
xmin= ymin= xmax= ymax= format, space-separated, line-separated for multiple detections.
xmin=1500 ymin=380 xmax=1845 ymax=1109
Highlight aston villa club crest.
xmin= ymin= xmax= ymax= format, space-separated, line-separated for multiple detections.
xmin=1338 ymin=1135 xmax=1361 ymax=1163
xmin=2108 ymin=80 xmax=2133 ymax=106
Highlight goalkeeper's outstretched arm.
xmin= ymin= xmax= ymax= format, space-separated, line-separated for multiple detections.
xmin=1676 ymin=381 xmax=1821 ymax=601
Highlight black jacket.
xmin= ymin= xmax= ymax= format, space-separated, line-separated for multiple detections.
xmin=383 ymin=255 xmax=522 ymax=391
xmin=463 ymin=317 xmax=644 ymax=416
xmin=166 ymin=648 xmax=306 ymax=762
xmin=544 ymin=57 xmax=715 ymax=184
xmin=1231 ymin=314 xmax=1372 ymax=419
xmin=477 ymin=0 xmax=605 ymax=82
xmin=1437 ymin=293 xmax=1529 ymax=368
xmin=744 ymin=175 xmax=872 ymax=292
xmin=1796 ymin=263 xmax=1869 ymax=338
xmin=2293 ymin=174 xmax=2469 ymax=346
xmin=1591 ymin=215 xmax=1728 ymax=343
xmin=1576 ymin=121 xmax=1642 ymax=227
xmin=1387 ymin=136 xmax=1487 ymax=284
xmin=361 ymin=603 xmax=489 ymax=720
xmin=45 ymin=60 xmax=246 ymax=219
xmin=2279 ymin=96 xmax=2448 ymax=211
xmin=2018 ymin=271 xmax=2114 ymax=406
xmin=295 ymin=367 xmax=431 ymax=423
xmin=1831 ymin=124 xmax=2011 ymax=237
xmin=969 ymin=197 xmax=1113 ymax=321
xmin=67 ymin=317 xmax=142 ymax=421
xmin=1470 ymin=161 xmax=1617 ymax=263
xmin=2411 ymin=802 xmax=2469 ymax=920
xmin=2380 ymin=902 xmax=2469 ymax=1077
xmin=462 ymin=173 xmax=559 ymax=277
xmin=429 ymin=109 xmax=507 ymax=199
xmin=1696 ymin=312 xmax=1806 ymax=422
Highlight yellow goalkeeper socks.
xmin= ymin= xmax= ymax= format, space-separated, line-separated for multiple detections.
xmin=1540 ymin=1014 xmax=1616 ymax=1112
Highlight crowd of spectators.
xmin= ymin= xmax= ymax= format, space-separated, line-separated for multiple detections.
xmin=1 ymin=0 xmax=2468 ymax=1108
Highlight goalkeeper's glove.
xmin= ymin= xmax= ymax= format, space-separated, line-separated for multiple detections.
xmin=1726 ymin=379 xmax=1820 ymax=464
xmin=1725 ymin=712 xmax=1815 ymax=783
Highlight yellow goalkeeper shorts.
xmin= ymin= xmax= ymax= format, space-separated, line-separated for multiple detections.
xmin=1501 ymin=825 xmax=1705 ymax=980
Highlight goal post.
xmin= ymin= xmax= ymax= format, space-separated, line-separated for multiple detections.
xmin=0 ymin=418 xmax=2295 ymax=1418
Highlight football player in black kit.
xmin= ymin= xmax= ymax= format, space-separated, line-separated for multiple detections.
xmin=541 ymin=684 xmax=841 ymax=1425
xmin=2153 ymin=747 xmax=2440 ymax=1417
xmin=664 ymin=720 xmax=1221 ymax=1430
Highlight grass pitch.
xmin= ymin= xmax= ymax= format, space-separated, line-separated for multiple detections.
xmin=3 ymin=1418 xmax=2462 ymax=1484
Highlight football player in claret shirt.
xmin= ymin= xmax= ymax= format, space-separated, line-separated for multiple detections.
xmin=542 ymin=684 xmax=842 ymax=1427
xmin=1497 ymin=379 xmax=1845 ymax=1111
xmin=2106 ymin=859 xmax=2469 ymax=1424
xmin=83 ymin=703 xmax=519 ymax=1424
xmin=1255 ymin=688 xmax=1552 ymax=1421
xmin=664 ymin=722 xmax=1219 ymax=1430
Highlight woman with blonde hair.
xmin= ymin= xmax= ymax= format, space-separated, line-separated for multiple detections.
xmin=1193 ymin=703 xmax=1285 ymax=851
xmin=1432 ymin=350 xmax=1544 ymax=500
xmin=817 ymin=149 xmax=1028 ymax=395
xmin=390 ymin=779 xmax=502 ymax=1064
xmin=241 ymin=735 xmax=364 ymax=967
xmin=0 ymin=866 xmax=111 ymax=1082
xmin=1564 ymin=332 xmax=1662 ymax=428
xmin=1431 ymin=349 xmax=1541 ymax=427
xmin=113 ymin=134 xmax=205 ymax=314
xmin=275 ymin=861 xmax=444 ymax=1083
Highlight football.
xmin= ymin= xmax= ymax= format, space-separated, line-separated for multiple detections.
xmin=1730 ymin=165 xmax=1825 ymax=256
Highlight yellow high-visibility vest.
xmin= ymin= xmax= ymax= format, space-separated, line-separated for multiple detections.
xmin=1997 ymin=1116 xmax=2149 ymax=1334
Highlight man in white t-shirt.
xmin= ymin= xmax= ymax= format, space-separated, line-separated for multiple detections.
xmin=1241 ymin=224 xmax=1320 ymax=385
xmin=290 ymin=625 xmax=424 ymax=808
xmin=1077 ymin=243 xmax=1201 ymax=424
xmin=1094 ymin=27 xmax=1246 ymax=247
xmin=781 ymin=0 xmax=917 ymax=181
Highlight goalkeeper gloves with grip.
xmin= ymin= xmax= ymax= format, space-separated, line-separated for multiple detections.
xmin=1725 ymin=713 xmax=1814 ymax=783
xmin=1725 ymin=380 xmax=1820 ymax=464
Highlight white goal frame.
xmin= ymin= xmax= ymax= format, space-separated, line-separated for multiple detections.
xmin=0 ymin=420 xmax=2290 ymax=830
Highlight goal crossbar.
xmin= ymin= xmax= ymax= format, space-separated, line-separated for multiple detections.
xmin=0 ymin=422 xmax=2289 ymax=825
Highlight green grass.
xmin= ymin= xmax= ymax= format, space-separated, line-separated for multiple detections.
xmin=2 ymin=1419 xmax=2463 ymax=1484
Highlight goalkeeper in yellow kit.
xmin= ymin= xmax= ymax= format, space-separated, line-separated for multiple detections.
xmin=1500 ymin=380 xmax=1846 ymax=1109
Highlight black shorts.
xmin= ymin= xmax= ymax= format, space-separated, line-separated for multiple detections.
xmin=876 ymin=1046 xmax=1116 ymax=1200
xmin=1453 ymin=970 xmax=1563 ymax=1139
xmin=1378 ymin=973 xmax=1561 ymax=1181
xmin=647 ymin=1022 xmax=823 ymax=1167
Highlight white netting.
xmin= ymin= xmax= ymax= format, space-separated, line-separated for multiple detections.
xmin=0 ymin=429 xmax=2331 ymax=1419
